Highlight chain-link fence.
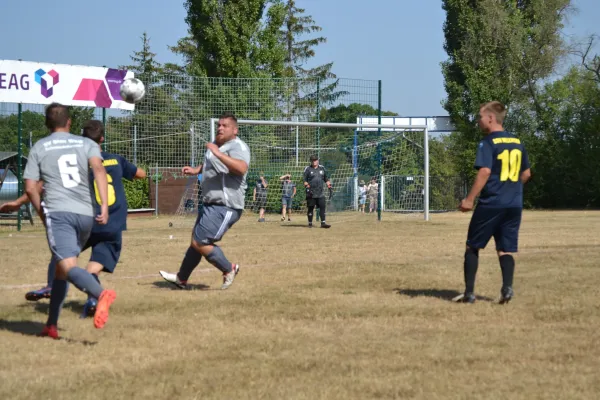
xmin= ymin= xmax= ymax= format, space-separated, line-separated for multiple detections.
xmin=103 ymin=75 xmax=383 ymax=219
xmin=0 ymin=75 xmax=382 ymax=229
xmin=0 ymin=103 xmax=104 ymax=230
xmin=0 ymin=73 xmax=467 ymax=230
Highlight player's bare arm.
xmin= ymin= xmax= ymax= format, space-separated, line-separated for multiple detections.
xmin=206 ymin=143 xmax=248 ymax=176
xmin=24 ymin=179 xmax=45 ymax=223
xmin=90 ymin=156 xmax=109 ymax=225
xmin=521 ymin=168 xmax=531 ymax=184
xmin=0 ymin=181 xmax=42 ymax=213
xmin=182 ymin=165 xmax=202 ymax=175
xmin=459 ymin=167 xmax=491 ymax=212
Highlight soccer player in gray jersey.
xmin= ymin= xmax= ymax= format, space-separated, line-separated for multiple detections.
xmin=23 ymin=103 xmax=117 ymax=339
xmin=160 ymin=112 xmax=251 ymax=290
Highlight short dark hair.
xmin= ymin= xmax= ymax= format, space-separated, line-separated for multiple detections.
xmin=310 ymin=155 xmax=318 ymax=161
xmin=219 ymin=112 xmax=238 ymax=126
xmin=82 ymin=120 xmax=105 ymax=144
xmin=45 ymin=103 xmax=70 ymax=131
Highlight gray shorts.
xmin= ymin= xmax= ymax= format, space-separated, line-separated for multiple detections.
xmin=193 ymin=204 xmax=242 ymax=245
xmin=45 ymin=211 xmax=94 ymax=261
xmin=282 ymin=196 xmax=292 ymax=208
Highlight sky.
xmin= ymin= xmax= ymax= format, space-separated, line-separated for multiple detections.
xmin=1 ymin=0 xmax=599 ymax=116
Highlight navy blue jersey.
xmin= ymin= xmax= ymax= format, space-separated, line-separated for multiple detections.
xmin=90 ymin=152 xmax=138 ymax=234
xmin=475 ymin=131 xmax=530 ymax=208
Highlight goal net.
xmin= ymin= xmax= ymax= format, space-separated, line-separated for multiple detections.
xmin=171 ymin=119 xmax=435 ymax=226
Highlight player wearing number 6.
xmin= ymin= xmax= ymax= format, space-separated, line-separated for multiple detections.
xmin=456 ymin=101 xmax=532 ymax=304
xmin=4 ymin=120 xmax=146 ymax=319
xmin=23 ymin=103 xmax=117 ymax=338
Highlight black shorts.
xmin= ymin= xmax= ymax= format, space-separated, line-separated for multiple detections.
xmin=466 ymin=207 xmax=522 ymax=252
xmin=82 ymin=231 xmax=123 ymax=273
xmin=307 ymin=196 xmax=326 ymax=208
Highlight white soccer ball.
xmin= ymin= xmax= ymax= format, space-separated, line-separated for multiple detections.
xmin=119 ymin=78 xmax=146 ymax=104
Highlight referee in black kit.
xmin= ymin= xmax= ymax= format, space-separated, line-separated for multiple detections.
xmin=303 ymin=155 xmax=331 ymax=228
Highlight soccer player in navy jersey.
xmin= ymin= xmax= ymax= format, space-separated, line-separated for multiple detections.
xmin=455 ymin=101 xmax=532 ymax=304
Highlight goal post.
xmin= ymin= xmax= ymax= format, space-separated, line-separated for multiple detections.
xmin=208 ymin=118 xmax=430 ymax=221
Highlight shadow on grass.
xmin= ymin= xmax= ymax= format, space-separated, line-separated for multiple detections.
xmin=279 ymin=224 xmax=312 ymax=228
xmin=393 ymin=288 xmax=495 ymax=302
xmin=0 ymin=319 xmax=97 ymax=345
xmin=18 ymin=300 xmax=83 ymax=316
xmin=150 ymin=281 xmax=211 ymax=291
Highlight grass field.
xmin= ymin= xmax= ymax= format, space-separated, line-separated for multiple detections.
xmin=1 ymin=210 xmax=599 ymax=400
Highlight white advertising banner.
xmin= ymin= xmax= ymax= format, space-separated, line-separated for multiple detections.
xmin=0 ymin=60 xmax=135 ymax=110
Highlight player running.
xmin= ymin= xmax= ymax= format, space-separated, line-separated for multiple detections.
xmin=23 ymin=103 xmax=116 ymax=339
xmin=2 ymin=120 xmax=146 ymax=317
xmin=455 ymin=101 xmax=532 ymax=304
xmin=159 ymin=112 xmax=250 ymax=290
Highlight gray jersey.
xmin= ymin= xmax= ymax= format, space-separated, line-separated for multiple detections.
xmin=23 ymin=132 xmax=102 ymax=217
xmin=201 ymin=137 xmax=251 ymax=210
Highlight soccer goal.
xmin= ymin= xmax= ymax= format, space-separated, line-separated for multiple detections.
xmin=171 ymin=118 xmax=432 ymax=224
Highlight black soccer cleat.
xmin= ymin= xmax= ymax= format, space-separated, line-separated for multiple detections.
xmin=499 ymin=286 xmax=514 ymax=305
xmin=320 ymin=222 xmax=331 ymax=229
xmin=452 ymin=292 xmax=476 ymax=304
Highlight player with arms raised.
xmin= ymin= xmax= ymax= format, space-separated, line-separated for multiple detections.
xmin=455 ymin=101 xmax=531 ymax=304
xmin=159 ymin=112 xmax=250 ymax=290
xmin=23 ymin=103 xmax=117 ymax=339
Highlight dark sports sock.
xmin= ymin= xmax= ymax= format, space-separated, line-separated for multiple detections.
xmin=318 ymin=197 xmax=327 ymax=222
xmin=499 ymin=254 xmax=515 ymax=288
xmin=47 ymin=258 xmax=56 ymax=287
xmin=66 ymin=267 xmax=103 ymax=299
xmin=205 ymin=246 xmax=232 ymax=274
xmin=88 ymin=274 xmax=101 ymax=300
xmin=178 ymin=246 xmax=202 ymax=281
xmin=47 ymin=279 xmax=68 ymax=327
xmin=464 ymin=248 xmax=479 ymax=294
xmin=307 ymin=206 xmax=315 ymax=224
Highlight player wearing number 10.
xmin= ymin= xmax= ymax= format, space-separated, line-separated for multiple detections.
xmin=456 ymin=101 xmax=532 ymax=304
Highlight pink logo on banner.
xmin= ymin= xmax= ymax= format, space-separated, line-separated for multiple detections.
xmin=73 ymin=79 xmax=112 ymax=108
xmin=72 ymin=68 xmax=129 ymax=108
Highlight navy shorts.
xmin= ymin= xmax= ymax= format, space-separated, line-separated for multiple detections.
xmin=45 ymin=211 xmax=94 ymax=261
xmin=282 ymin=196 xmax=293 ymax=208
xmin=466 ymin=207 xmax=522 ymax=252
xmin=82 ymin=231 xmax=123 ymax=273
xmin=193 ymin=204 xmax=242 ymax=245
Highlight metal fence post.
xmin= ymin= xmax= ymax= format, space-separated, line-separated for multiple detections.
xmin=17 ymin=103 xmax=23 ymax=231
xmin=377 ymin=80 xmax=382 ymax=222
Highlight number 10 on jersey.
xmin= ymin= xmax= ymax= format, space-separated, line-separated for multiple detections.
xmin=497 ymin=149 xmax=522 ymax=182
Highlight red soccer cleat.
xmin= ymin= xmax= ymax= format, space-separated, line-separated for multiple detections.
xmin=40 ymin=325 xmax=59 ymax=340
xmin=94 ymin=290 xmax=116 ymax=329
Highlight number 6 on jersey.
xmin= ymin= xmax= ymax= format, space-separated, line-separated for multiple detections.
xmin=57 ymin=154 xmax=81 ymax=188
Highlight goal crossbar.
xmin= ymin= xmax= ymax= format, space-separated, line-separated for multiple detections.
xmin=209 ymin=118 xmax=430 ymax=221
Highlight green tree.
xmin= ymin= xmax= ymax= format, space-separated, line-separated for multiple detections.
xmin=441 ymin=0 xmax=571 ymax=181
xmin=280 ymin=0 xmax=343 ymax=114
xmin=182 ymin=0 xmax=286 ymax=78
